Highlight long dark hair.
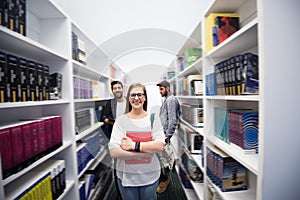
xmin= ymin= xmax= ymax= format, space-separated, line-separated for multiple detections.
xmin=125 ymin=83 xmax=148 ymax=113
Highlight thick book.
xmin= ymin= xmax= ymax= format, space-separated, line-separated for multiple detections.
xmin=0 ymin=125 xmax=14 ymax=179
xmin=27 ymin=61 xmax=37 ymax=101
xmin=0 ymin=51 xmax=8 ymax=102
xmin=19 ymin=58 xmax=28 ymax=102
xmin=36 ymin=63 xmax=44 ymax=101
xmin=7 ymin=54 xmax=20 ymax=102
xmin=125 ymin=131 xmax=152 ymax=164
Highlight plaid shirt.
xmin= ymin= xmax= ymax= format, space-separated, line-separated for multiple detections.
xmin=159 ymin=94 xmax=180 ymax=138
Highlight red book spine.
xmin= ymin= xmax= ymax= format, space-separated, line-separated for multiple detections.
xmin=10 ymin=125 xmax=25 ymax=172
xmin=44 ymin=118 xmax=53 ymax=152
xmin=36 ymin=120 xmax=47 ymax=156
xmin=30 ymin=121 xmax=40 ymax=161
xmin=56 ymin=116 xmax=63 ymax=148
xmin=21 ymin=122 xmax=33 ymax=166
xmin=0 ymin=127 xmax=14 ymax=179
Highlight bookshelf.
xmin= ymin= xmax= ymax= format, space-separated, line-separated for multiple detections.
xmin=0 ymin=0 xmax=123 ymax=199
xmin=171 ymin=0 xmax=300 ymax=200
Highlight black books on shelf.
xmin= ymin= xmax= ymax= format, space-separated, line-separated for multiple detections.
xmin=0 ymin=51 xmax=8 ymax=102
xmin=0 ymin=0 xmax=26 ymax=35
xmin=213 ymin=53 xmax=259 ymax=96
xmin=49 ymin=72 xmax=62 ymax=100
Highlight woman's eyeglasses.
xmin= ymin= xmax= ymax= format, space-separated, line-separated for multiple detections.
xmin=130 ymin=93 xmax=145 ymax=99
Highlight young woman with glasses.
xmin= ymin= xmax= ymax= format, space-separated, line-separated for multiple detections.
xmin=108 ymin=83 xmax=165 ymax=200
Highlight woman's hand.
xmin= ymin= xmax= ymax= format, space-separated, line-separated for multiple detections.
xmin=120 ymin=137 xmax=135 ymax=151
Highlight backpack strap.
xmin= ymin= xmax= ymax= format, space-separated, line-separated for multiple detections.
xmin=150 ymin=113 xmax=155 ymax=130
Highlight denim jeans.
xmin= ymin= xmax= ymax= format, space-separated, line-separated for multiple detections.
xmin=117 ymin=178 xmax=159 ymax=200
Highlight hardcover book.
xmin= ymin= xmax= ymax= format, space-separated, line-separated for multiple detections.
xmin=205 ymin=13 xmax=239 ymax=52
xmin=27 ymin=61 xmax=37 ymax=101
xmin=7 ymin=54 xmax=20 ymax=102
xmin=19 ymin=58 xmax=28 ymax=102
xmin=0 ymin=51 xmax=8 ymax=102
xmin=49 ymin=72 xmax=62 ymax=100
xmin=0 ymin=125 xmax=13 ymax=179
xmin=125 ymin=131 xmax=152 ymax=164
xmin=36 ymin=63 xmax=44 ymax=101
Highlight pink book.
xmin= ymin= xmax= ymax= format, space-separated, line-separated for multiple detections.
xmin=125 ymin=131 xmax=152 ymax=164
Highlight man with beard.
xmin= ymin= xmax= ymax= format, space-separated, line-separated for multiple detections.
xmin=101 ymin=81 xmax=126 ymax=200
xmin=156 ymin=80 xmax=180 ymax=193
xmin=102 ymin=81 xmax=126 ymax=139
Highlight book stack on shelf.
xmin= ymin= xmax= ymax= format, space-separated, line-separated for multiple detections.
xmin=177 ymin=74 xmax=203 ymax=96
xmin=75 ymin=108 xmax=94 ymax=134
xmin=205 ymin=13 xmax=239 ymax=52
xmin=5 ymin=159 xmax=66 ymax=200
xmin=214 ymin=107 xmax=259 ymax=154
xmin=206 ymin=52 xmax=259 ymax=96
xmin=76 ymin=128 xmax=108 ymax=175
xmin=72 ymin=32 xmax=87 ymax=65
xmin=0 ymin=51 xmax=62 ymax=102
xmin=0 ymin=0 xmax=26 ymax=36
xmin=184 ymin=48 xmax=202 ymax=67
xmin=181 ymin=103 xmax=204 ymax=128
xmin=206 ymin=146 xmax=248 ymax=192
xmin=0 ymin=116 xmax=63 ymax=179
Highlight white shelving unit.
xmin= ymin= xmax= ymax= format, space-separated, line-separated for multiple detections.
xmin=0 ymin=0 xmax=123 ymax=199
xmin=171 ymin=0 xmax=300 ymax=200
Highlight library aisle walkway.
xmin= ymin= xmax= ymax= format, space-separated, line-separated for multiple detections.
xmin=107 ymin=168 xmax=188 ymax=200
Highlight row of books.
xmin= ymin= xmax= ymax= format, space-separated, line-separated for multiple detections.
xmin=206 ymin=146 xmax=248 ymax=192
xmin=0 ymin=116 xmax=63 ymax=179
xmin=72 ymin=32 xmax=87 ymax=65
xmin=177 ymin=48 xmax=202 ymax=72
xmin=0 ymin=51 xmax=62 ymax=102
xmin=79 ymin=153 xmax=113 ymax=200
xmin=180 ymin=148 xmax=203 ymax=183
xmin=214 ymin=107 xmax=259 ymax=153
xmin=205 ymin=13 xmax=239 ymax=52
xmin=177 ymin=74 xmax=203 ymax=96
xmin=0 ymin=0 xmax=26 ymax=36
xmin=76 ymin=128 xmax=108 ymax=175
xmin=181 ymin=103 xmax=203 ymax=128
xmin=207 ymin=53 xmax=259 ymax=96
xmin=73 ymin=76 xmax=106 ymax=99
xmin=6 ymin=159 xmax=66 ymax=200
xmin=75 ymin=108 xmax=93 ymax=134
xmin=178 ymin=123 xmax=204 ymax=155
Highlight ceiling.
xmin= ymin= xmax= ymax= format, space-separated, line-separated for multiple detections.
xmin=52 ymin=0 xmax=212 ymax=84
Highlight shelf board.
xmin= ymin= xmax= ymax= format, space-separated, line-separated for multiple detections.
xmin=2 ymin=141 xmax=73 ymax=186
xmin=73 ymin=60 xmax=110 ymax=80
xmin=77 ymin=147 xmax=108 ymax=178
xmin=205 ymin=95 xmax=259 ymax=101
xmin=57 ymin=180 xmax=75 ymax=200
xmin=204 ymin=0 xmax=248 ymax=17
xmin=207 ymin=136 xmax=258 ymax=175
xmin=0 ymin=26 xmax=68 ymax=61
xmin=76 ymin=123 xmax=104 ymax=141
xmin=207 ymin=18 xmax=258 ymax=58
xmin=207 ymin=177 xmax=256 ymax=200
xmin=177 ymin=95 xmax=204 ymax=100
xmin=0 ymin=100 xmax=71 ymax=109
xmin=74 ymin=98 xmax=111 ymax=103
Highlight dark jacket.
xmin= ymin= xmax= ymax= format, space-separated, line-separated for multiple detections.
xmin=101 ymin=98 xmax=118 ymax=138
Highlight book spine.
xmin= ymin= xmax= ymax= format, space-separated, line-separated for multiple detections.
xmin=0 ymin=127 xmax=14 ymax=179
xmin=21 ymin=122 xmax=34 ymax=167
xmin=10 ymin=124 xmax=25 ymax=172
xmin=7 ymin=54 xmax=19 ymax=102
xmin=0 ymin=51 xmax=8 ymax=102
xmin=19 ymin=58 xmax=28 ymax=102
xmin=27 ymin=61 xmax=37 ymax=101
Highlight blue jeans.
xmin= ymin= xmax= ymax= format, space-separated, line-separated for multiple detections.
xmin=117 ymin=178 xmax=159 ymax=200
